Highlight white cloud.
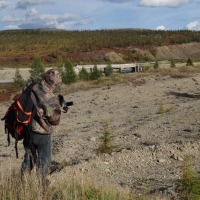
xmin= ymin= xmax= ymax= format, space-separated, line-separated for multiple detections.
xmin=4 ymin=25 xmax=20 ymax=30
xmin=15 ymin=0 xmax=54 ymax=9
xmin=138 ymin=0 xmax=192 ymax=7
xmin=0 ymin=1 xmax=8 ymax=9
xmin=1 ymin=15 xmax=23 ymax=23
xmin=156 ymin=25 xmax=165 ymax=30
xmin=26 ymin=8 xmax=38 ymax=17
xmin=3 ymin=13 xmax=93 ymax=30
xmin=0 ymin=12 xmax=89 ymax=30
xmin=186 ymin=21 xmax=200 ymax=30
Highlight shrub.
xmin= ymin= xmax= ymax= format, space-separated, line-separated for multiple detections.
xmin=154 ymin=60 xmax=159 ymax=69
xmin=29 ymin=56 xmax=45 ymax=82
xmin=62 ymin=60 xmax=77 ymax=84
xmin=97 ymin=123 xmax=117 ymax=155
xmin=170 ymin=59 xmax=176 ymax=68
xmin=176 ymin=156 xmax=200 ymax=200
xmin=104 ymin=64 xmax=113 ymax=77
xmin=186 ymin=57 xmax=194 ymax=66
xmin=90 ymin=65 xmax=102 ymax=80
xmin=79 ymin=67 xmax=90 ymax=80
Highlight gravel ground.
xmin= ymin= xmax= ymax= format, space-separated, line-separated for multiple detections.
xmin=0 ymin=72 xmax=200 ymax=199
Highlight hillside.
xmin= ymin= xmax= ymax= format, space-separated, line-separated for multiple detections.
xmin=0 ymin=29 xmax=199 ymax=67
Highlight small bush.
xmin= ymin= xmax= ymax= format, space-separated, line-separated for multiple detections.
xmin=186 ymin=57 xmax=194 ymax=66
xmin=176 ymin=156 xmax=200 ymax=200
xmin=97 ymin=123 xmax=117 ymax=155
xmin=154 ymin=60 xmax=159 ymax=69
xmin=170 ymin=59 xmax=176 ymax=68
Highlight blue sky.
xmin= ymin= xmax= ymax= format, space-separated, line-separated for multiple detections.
xmin=0 ymin=0 xmax=200 ymax=31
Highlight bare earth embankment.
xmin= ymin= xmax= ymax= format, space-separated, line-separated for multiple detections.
xmin=0 ymin=71 xmax=200 ymax=199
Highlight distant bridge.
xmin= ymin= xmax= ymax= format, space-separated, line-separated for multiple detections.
xmin=74 ymin=63 xmax=143 ymax=74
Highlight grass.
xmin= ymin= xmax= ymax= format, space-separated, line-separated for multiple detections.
xmin=156 ymin=101 xmax=175 ymax=114
xmin=0 ymin=168 xmax=142 ymax=200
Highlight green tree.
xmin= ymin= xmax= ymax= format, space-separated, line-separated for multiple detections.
xmin=13 ymin=67 xmax=25 ymax=88
xmin=170 ymin=59 xmax=176 ymax=68
xmin=186 ymin=57 xmax=194 ymax=66
xmin=90 ymin=65 xmax=102 ymax=80
xmin=97 ymin=123 xmax=117 ymax=155
xmin=79 ymin=67 xmax=90 ymax=81
xmin=104 ymin=64 xmax=113 ymax=77
xmin=29 ymin=56 xmax=45 ymax=82
xmin=62 ymin=60 xmax=77 ymax=84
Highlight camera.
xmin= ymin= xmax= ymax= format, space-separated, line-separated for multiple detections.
xmin=58 ymin=95 xmax=73 ymax=113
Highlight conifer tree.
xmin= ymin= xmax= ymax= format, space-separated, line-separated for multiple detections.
xmin=79 ymin=67 xmax=90 ymax=80
xmin=104 ymin=64 xmax=113 ymax=77
xmin=90 ymin=65 xmax=102 ymax=80
xmin=62 ymin=60 xmax=77 ymax=84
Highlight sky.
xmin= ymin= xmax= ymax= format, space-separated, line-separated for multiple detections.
xmin=0 ymin=0 xmax=200 ymax=31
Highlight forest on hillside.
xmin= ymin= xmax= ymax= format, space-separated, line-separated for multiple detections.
xmin=1 ymin=29 xmax=200 ymax=52
xmin=0 ymin=29 xmax=199 ymax=66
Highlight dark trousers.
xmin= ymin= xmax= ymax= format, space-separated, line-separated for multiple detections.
xmin=21 ymin=133 xmax=51 ymax=182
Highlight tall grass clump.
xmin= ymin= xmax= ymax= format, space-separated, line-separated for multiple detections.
xmin=176 ymin=156 xmax=200 ymax=200
xmin=0 ymin=168 xmax=137 ymax=200
xmin=0 ymin=169 xmax=51 ymax=200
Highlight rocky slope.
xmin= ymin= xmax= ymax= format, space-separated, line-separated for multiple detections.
xmin=0 ymin=72 xmax=200 ymax=199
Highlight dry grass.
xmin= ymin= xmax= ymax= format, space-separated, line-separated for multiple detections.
xmin=60 ymin=73 xmax=147 ymax=95
xmin=0 ymin=167 xmax=144 ymax=200
xmin=59 ymin=63 xmax=200 ymax=95
xmin=145 ymin=64 xmax=200 ymax=79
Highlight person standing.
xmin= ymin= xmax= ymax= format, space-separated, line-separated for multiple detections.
xmin=21 ymin=69 xmax=63 ymax=185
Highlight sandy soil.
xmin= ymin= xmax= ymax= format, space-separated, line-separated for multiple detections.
xmin=0 ymin=71 xmax=200 ymax=199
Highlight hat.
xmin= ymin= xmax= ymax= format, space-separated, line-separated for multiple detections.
xmin=43 ymin=69 xmax=62 ymax=86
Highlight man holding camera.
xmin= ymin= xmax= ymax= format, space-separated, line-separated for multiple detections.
xmin=21 ymin=69 xmax=64 ymax=186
